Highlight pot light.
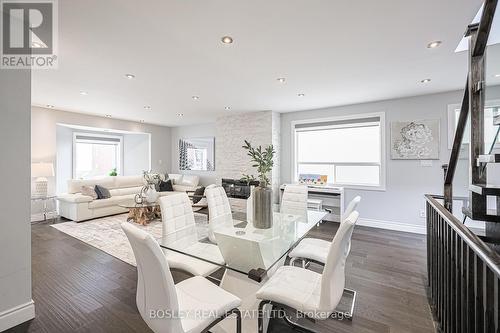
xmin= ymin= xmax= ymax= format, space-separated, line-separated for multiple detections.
xmin=192 ymin=96 xmax=199 ymax=100
xmin=221 ymin=36 xmax=233 ymax=44
xmin=420 ymin=78 xmax=431 ymax=83
xmin=298 ymin=93 xmax=305 ymax=97
xmin=495 ymin=74 xmax=500 ymax=78
xmin=176 ymin=113 xmax=184 ymax=117
xmin=46 ymin=104 xmax=54 ymax=108
xmin=427 ymin=41 xmax=442 ymax=49
xmin=105 ymin=114 xmax=112 ymax=118
xmin=143 ymin=105 xmax=151 ymax=110
xmin=224 ymin=106 xmax=231 ymax=110
xmin=80 ymin=91 xmax=88 ymax=96
xmin=125 ymin=73 xmax=135 ymax=79
xmin=277 ymin=78 xmax=286 ymax=83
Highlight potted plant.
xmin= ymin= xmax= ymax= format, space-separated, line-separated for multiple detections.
xmin=242 ymin=140 xmax=275 ymax=229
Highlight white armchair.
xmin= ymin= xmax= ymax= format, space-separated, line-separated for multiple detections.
xmin=256 ymin=211 xmax=359 ymax=332
xmin=159 ymin=193 xmax=224 ymax=277
xmin=121 ymin=223 xmax=242 ymax=333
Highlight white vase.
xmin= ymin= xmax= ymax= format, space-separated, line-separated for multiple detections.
xmin=144 ymin=185 xmax=158 ymax=203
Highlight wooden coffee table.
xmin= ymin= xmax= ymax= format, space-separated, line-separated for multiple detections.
xmin=119 ymin=200 xmax=161 ymax=226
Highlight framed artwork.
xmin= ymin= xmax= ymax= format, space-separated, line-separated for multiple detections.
xmin=391 ymin=120 xmax=440 ymax=160
xmin=179 ymin=137 xmax=215 ymax=171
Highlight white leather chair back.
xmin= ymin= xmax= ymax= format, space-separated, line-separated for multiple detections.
xmin=319 ymin=211 xmax=359 ymax=312
xmin=206 ymin=186 xmax=233 ymax=243
xmin=342 ymin=196 xmax=361 ymax=222
xmin=280 ymin=184 xmax=308 ymax=216
xmin=121 ymin=223 xmax=183 ymax=333
xmin=159 ymin=193 xmax=195 ymax=237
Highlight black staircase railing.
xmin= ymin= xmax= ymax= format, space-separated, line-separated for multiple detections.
xmin=426 ymin=195 xmax=500 ymax=333
xmin=443 ymin=0 xmax=499 ymax=223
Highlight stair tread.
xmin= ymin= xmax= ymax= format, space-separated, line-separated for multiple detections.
xmin=470 ymin=184 xmax=500 ymax=195
xmin=477 ymin=154 xmax=500 ymax=163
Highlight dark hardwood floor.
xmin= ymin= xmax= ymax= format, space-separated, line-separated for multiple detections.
xmin=7 ymin=219 xmax=436 ymax=333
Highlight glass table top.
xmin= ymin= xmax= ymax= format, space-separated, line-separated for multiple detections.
xmin=157 ymin=210 xmax=327 ymax=279
xmin=118 ymin=200 xmax=159 ymax=209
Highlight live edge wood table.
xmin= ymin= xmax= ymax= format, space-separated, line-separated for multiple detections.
xmin=119 ymin=200 xmax=161 ymax=226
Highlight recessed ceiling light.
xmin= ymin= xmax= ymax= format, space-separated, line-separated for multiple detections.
xmin=495 ymin=74 xmax=500 ymax=78
xmin=297 ymin=93 xmax=305 ymax=97
xmin=427 ymin=41 xmax=442 ymax=49
xmin=221 ymin=36 xmax=233 ymax=44
xmin=80 ymin=91 xmax=88 ymax=96
xmin=143 ymin=105 xmax=151 ymax=110
xmin=420 ymin=78 xmax=431 ymax=83
xmin=125 ymin=73 xmax=135 ymax=79
xmin=105 ymin=114 xmax=112 ymax=118
xmin=46 ymin=104 xmax=54 ymax=108
xmin=192 ymin=96 xmax=199 ymax=100
xmin=224 ymin=106 xmax=231 ymax=110
xmin=277 ymin=78 xmax=286 ymax=83
xmin=176 ymin=113 xmax=184 ymax=117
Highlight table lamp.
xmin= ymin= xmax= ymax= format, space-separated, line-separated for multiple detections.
xmin=32 ymin=162 xmax=54 ymax=197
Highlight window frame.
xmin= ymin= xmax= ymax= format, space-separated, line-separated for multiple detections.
xmin=291 ymin=112 xmax=386 ymax=191
xmin=72 ymin=132 xmax=123 ymax=179
xmin=447 ymin=99 xmax=500 ymax=150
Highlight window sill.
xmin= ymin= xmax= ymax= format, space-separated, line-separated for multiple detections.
xmin=336 ymin=184 xmax=386 ymax=192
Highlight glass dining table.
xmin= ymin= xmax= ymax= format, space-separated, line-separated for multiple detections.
xmin=157 ymin=209 xmax=327 ymax=333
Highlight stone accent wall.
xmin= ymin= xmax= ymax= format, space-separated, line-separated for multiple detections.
xmin=215 ymin=111 xmax=281 ymax=202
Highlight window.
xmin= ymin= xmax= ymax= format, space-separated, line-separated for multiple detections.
xmin=293 ymin=113 xmax=385 ymax=189
xmin=73 ymin=133 xmax=122 ymax=179
xmin=447 ymin=101 xmax=500 ymax=149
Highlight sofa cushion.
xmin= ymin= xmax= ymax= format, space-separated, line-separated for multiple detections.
xmin=192 ymin=186 xmax=205 ymax=204
xmin=109 ymin=186 xmax=143 ymax=197
xmin=168 ymin=174 xmax=183 ymax=185
xmin=159 ymin=179 xmax=174 ymax=192
xmin=179 ymin=175 xmax=199 ymax=187
xmin=173 ymin=184 xmax=199 ymax=192
xmin=57 ymin=193 xmax=94 ymax=203
xmin=67 ymin=177 xmax=115 ymax=194
xmin=95 ymin=185 xmax=111 ymax=199
xmin=80 ymin=186 xmax=98 ymax=199
xmin=114 ymin=175 xmax=144 ymax=188
xmin=88 ymin=197 xmax=118 ymax=209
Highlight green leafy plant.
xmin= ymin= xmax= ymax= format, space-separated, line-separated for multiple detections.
xmin=242 ymin=140 xmax=275 ymax=187
xmin=109 ymin=168 xmax=118 ymax=176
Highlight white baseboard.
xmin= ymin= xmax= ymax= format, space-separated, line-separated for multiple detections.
xmin=0 ymin=300 xmax=35 ymax=332
xmin=357 ymin=218 xmax=427 ymax=235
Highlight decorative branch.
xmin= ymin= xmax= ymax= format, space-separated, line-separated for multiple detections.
xmin=241 ymin=140 xmax=275 ymax=187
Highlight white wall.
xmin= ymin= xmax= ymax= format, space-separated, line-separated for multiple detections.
xmin=170 ymin=123 xmax=217 ymax=185
xmin=32 ymin=106 xmax=171 ymax=195
xmin=123 ymin=133 xmax=151 ymax=176
xmin=281 ymin=87 xmax=500 ymax=232
xmin=0 ymin=69 xmax=34 ymax=329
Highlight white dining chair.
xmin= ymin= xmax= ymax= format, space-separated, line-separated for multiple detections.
xmin=121 ymin=223 xmax=242 ymax=333
xmin=256 ymin=211 xmax=359 ymax=332
xmin=159 ymin=193 xmax=224 ymax=277
xmin=205 ymin=186 xmax=233 ymax=244
xmin=280 ymin=184 xmax=308 ymax=216
xmin=288 ymin=196 xmax=361 ymax=268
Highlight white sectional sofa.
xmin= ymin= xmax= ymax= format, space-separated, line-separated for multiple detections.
xmin=57 ymin=174 xmax=200 ymax=222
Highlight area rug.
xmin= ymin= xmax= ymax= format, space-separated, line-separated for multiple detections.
xmin=51 ymin=213 xmax=209 ymax=266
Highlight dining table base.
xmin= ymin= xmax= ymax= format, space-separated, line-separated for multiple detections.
xmin=211 ymin=257 xmax=286 ymax=333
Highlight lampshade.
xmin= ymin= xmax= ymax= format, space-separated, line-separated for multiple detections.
xmin=31 ymin=162 xmax=54 ymax=178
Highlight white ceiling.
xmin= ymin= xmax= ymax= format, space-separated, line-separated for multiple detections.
xmin=32 ymin=0 xmax=500 ymax=127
